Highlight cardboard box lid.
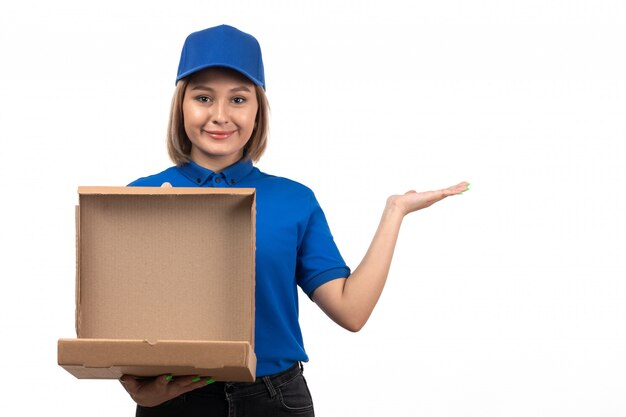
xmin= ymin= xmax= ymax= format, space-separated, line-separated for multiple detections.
xmin=59 ymin=186 xmax=257 ymax=381
xmin=76 ymin=186 xmax=256 ymax=344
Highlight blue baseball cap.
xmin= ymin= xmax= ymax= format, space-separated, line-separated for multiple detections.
xmin=176 ymin=24 xmax=265 ymax=88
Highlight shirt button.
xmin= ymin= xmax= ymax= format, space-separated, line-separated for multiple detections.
xmin=215 ymin=177 xmax=221 ymax=183
xmin=195 ymin=178 xmax=201 ymax=184
xmin=230 ymin=179 xmax=235 ymax=185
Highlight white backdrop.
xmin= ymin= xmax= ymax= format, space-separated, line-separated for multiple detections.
xmin=1 ymin=0 xmax=625 ymax=416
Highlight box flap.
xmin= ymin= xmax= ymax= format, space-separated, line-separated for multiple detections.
xmin=78 ymin=186 xmax=255 ymax=196
xmin=75 ymin=204 xmax=81 ymax=336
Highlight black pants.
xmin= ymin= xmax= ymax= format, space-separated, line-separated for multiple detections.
xmin=136 ymin=362 xmax=315 ymax=417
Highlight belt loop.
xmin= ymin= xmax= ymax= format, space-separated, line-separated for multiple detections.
xmin=262 ymin=376 xmax=277 ymax=399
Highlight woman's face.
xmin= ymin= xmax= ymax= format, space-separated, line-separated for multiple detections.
xmin=182 ymin=67 xmax=259 ymax=171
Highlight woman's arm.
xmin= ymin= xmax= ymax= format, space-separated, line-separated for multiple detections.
xmin=311 ymin=181 xmax=469 ymax=332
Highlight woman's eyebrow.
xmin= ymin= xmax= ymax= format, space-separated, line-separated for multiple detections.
xmin=230 ymin=86 xmax=252 ymax=93
xmin=190 ymin=85 xmax=252 ymax=92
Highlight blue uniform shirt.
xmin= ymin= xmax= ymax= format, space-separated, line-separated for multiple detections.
xmin=128 ymin=160 xmax=351 ymax=376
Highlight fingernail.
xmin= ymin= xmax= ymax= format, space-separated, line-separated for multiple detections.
xmin=165 ymin=375 xmax=173 ymax=381
xmin=191 ymin=377 xmax=201 ymax=382
xmin=205 ymin=378 xmax=216 ymax=385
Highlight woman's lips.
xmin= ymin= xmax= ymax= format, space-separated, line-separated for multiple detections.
xmin=205 ymin=130 xmax=234 ymax=139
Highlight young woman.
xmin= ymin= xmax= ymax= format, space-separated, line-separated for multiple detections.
xmin=119 ymin=24 xmax=468 ymax=417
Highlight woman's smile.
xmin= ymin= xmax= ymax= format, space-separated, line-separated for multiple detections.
xmin=204 ymin=130 xmax=235 ymax=140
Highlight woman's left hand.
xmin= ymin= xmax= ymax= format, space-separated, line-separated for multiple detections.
xmin=387 ymin=181 xmax=469 ymax=216
xmin=313 ymin=180 xmax=470 ymax=331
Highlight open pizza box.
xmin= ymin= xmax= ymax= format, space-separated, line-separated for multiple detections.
xmin=58 ymin=186 xmax=256 ymax=381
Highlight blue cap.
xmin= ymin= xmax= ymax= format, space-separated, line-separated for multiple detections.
xmin=176 ymin=25 xmax=265 ymax=88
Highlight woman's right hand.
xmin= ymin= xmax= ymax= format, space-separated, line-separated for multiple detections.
xmin=119 ymin=374 xmax=211 ymax=407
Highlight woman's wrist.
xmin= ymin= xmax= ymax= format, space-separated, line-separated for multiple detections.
xmin=385 ymin=195 xmax=410 ymax=218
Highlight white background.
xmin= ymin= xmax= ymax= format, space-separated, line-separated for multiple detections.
xmin=1 ymin=0 xmax=625 ymax=415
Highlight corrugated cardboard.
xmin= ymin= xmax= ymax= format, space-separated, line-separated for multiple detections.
xmin=58 ymin=186 xmax=256 ymax=381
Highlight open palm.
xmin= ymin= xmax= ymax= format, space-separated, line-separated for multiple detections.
xmin=389 ymin=181 xmax=469 ymax=215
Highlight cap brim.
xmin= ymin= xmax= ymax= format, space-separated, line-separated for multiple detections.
xmin=176 ymin=63 xmax=264 ymax=88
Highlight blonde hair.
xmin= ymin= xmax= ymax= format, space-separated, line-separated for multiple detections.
xmin=167 ymin=76 xmax=269 ymax=166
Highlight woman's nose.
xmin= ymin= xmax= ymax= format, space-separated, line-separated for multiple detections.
xmin=211 ymin=100 xmax=228 ymax=124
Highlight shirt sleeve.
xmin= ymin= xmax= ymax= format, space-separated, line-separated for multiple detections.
xmin=296 ymin=192 xmax=351 ymax=297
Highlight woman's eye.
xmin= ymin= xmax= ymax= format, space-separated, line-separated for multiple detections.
xmin=232 ymin=97 xmax=246 ymax=104
xmin=196 ymin=96 xmax=211 ymax=103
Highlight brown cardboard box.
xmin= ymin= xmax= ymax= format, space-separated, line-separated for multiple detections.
xmin=58 ymin=186 xmax=256 ymax=381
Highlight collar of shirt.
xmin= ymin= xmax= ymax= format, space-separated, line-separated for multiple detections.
xmin=177 ymin=159 xmax=255 ymax=186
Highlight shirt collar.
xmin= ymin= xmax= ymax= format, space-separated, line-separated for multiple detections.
xmin=177 ymin=159 xmax=254 ymax=186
